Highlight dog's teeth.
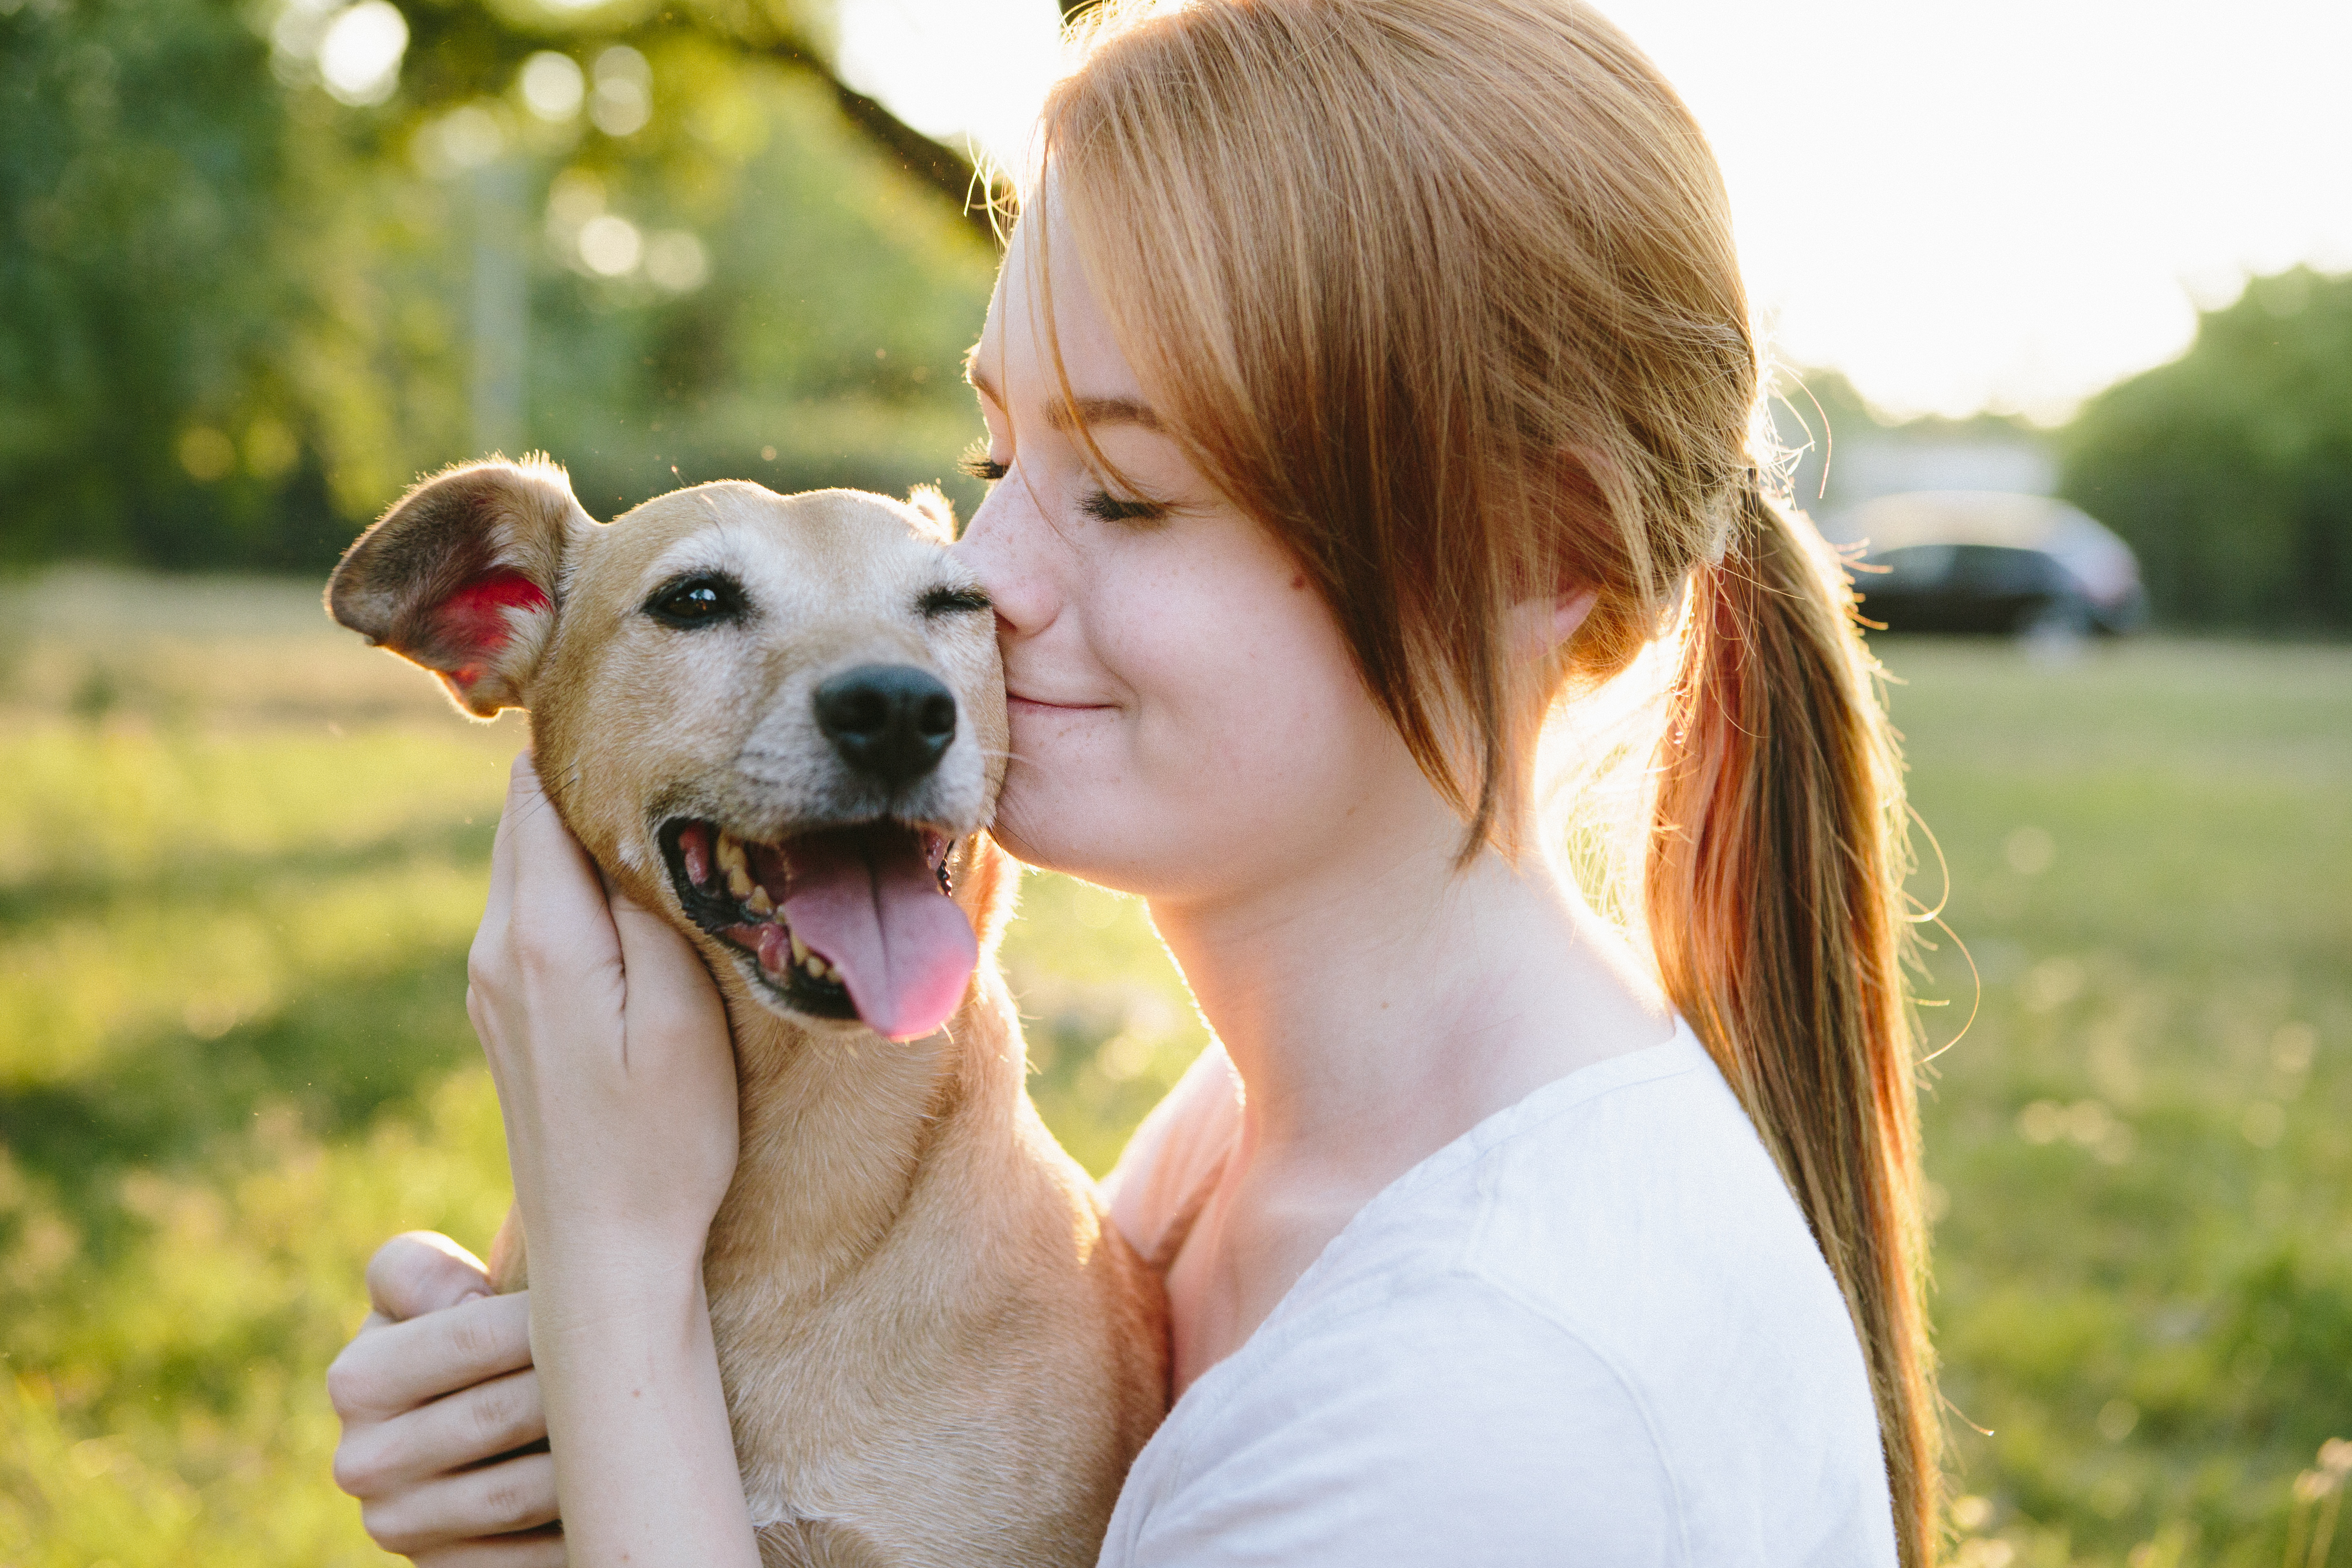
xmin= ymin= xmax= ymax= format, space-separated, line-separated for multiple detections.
xmin=715 ymin=832 xmax=748 ymax=878
xmin=803 ymin=953 xmax=830 ymax=980
xmin=715 ymin=833 xmax=757 ymax=898
xmin=746 ymin=886 xmax=773 ymax=916
xmin=789 ymin=930 xmax=809 ymax=964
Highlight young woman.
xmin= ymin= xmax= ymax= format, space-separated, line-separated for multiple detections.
xmin=326 ymin=0 xmax=1940 ymax=1562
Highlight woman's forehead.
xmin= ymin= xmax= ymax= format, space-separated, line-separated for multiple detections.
xmin=973 ymin=209 xmax=1149 ymax=410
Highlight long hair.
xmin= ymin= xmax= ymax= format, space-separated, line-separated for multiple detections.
xmin=1033 ymin=0 xmax=1939 ymax=1558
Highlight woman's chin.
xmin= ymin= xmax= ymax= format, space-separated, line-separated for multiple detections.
xmin=989 ymin=783 xmax=1151 ymax=892
xmin=987 ymin=785 xmax=1086 ymax=877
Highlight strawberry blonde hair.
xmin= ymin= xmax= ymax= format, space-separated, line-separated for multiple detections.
xmin=1029 ymin=0 xmax=1940 ymax=1557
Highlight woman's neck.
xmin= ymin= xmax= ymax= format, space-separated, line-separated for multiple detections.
xmin=1141 ymin=789 xmax=1672 ymax=1389
xmin=1147 ymin=794 xmax=1671 ymax=1186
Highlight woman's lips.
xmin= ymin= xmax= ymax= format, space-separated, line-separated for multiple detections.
xmin=1006 ymin=690 xmax=1113 ymax=713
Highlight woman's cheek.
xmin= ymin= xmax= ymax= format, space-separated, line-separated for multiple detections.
xmin=991 ymin=694 xmax=1165 ymax=882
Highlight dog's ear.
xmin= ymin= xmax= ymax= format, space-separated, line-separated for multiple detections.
xmin=906 ymin=483 xmax=957 ymax=544
xmin=327 ymin=458 xmax=595 ymax=717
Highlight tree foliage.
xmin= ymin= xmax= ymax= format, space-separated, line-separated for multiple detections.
xmin=2060 ymin=268 xmax=2352 ymax=632
xmin=0 ymin=0 xmax=1000 ymax=573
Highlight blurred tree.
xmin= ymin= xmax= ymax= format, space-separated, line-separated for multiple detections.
xmin=2060 ymin=267 xmax=2352 ymax=632
xmin=0 ymin=0 xmax=1003 ymax=574
xmin=0 ymin=0 xmax=326 ymax=568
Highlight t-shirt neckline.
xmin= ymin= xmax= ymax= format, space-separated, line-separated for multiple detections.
xmin=1173 ymin=1017 xmax=1712 ymax=1418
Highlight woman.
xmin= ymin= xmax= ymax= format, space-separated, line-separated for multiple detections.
xmin=327 ymin=0 xmax=1940 ymax=1561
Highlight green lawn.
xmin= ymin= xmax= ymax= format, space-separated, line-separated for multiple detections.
xmin=0 ymin=571 xmax=2343 ymax=1565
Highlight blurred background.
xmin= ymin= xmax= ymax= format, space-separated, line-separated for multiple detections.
xmin=0 ymin=0 xmax=2346 ymax=1563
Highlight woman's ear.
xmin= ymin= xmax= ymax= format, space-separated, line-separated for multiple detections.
xmin=326 ymin=458 xmax=597 ymax=717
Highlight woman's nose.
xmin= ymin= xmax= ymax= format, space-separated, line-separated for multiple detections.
xmin=951 ymin=473 xmax=1056 ymax=640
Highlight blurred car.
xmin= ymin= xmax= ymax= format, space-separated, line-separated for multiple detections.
xmin=1826 ymin=490 xmax=2148 ymax=637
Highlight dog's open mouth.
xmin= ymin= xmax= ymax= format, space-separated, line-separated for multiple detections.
xmin=658 ymin=817 xmax=978 ymax=1042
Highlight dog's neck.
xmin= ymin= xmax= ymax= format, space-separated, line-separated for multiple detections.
xmin=700 ymin=979 xmax=999 ymax=1305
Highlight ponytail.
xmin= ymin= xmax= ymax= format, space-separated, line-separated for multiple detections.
xmin=1647 ymin=480 xmax=1939 ymax=1564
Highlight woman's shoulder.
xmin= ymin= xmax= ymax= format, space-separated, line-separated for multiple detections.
xmin=1101 ymin=1027 xmax=1898 ymax=1567
xmin=1110 ymin=1259 xmax=1895 ymax=1567
xmin=1101 ymin=1040 xmax=1245 ymax=1271
xmin=1296 ymin=1023 xmax=1862 ymax=1347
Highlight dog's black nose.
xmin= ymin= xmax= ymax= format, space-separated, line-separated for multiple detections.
xmin=814 ymin=664 xmax=958 ymax=786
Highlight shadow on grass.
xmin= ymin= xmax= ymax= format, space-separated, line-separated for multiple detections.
xmin=0 ymin=817 xmax=499 ymax=933
xmin=0 ymin=937 xmax=479 ymax=1239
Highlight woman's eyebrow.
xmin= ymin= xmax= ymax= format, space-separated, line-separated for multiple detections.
xmin=1047 ymin=396 xmax=1164 ymax=432
xmin=962 ymin=361 xmax=1164 ymax=435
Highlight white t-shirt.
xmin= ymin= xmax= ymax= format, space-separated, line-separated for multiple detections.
xmin=1098 ymin=1021 xmax=1898 ymax=1566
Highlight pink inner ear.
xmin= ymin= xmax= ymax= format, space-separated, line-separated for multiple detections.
xmin=435 ymin=569 xmax=550 ymax=688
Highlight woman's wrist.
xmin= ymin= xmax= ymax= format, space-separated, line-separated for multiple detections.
xmin=519 ymin=1231 xmax=712 ymax=1339
xmin=530 ymin=1254 xmax=760 ymax=1567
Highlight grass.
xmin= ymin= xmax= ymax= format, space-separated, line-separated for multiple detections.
xmin=1889 ymin=640 xmax=2352 ymax=1566
xmin=0 ymin=570 xmax=2343 ymax=1565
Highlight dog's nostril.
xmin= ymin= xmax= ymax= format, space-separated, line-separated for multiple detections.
xmin=815 ymin=664 xmax=958 ymax=787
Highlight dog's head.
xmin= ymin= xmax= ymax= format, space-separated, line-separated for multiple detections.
xmin=327 ymin=457 xmax=1008 ymax=1042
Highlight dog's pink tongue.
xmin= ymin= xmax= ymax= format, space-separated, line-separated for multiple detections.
xmin=782 ymin=829 xmax=976 ymax=1041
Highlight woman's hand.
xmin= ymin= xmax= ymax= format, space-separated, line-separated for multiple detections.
xmin=328 ymin=1232 xmax=561 ymax=1565
xmin=459 ymin=752 xmax=760 ymax=1565
xmin=466 ymin=752 xmax=740 ymax=1292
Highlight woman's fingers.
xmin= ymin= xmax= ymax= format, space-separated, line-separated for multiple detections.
xmin=413 ymin=1530 xmax=568 ymax=1568
xmin=329 ymin=1291 xmax=535 ymax=1425
xmin=473 ymin=753 xmax=617 ymax=1019
xmin=367 ymin=1231 xmax=493 ymax=1323
xmin=475 ymin=755 xmax=536 ymax=962
xmin=608 ymin=876 xmax=735 ymax=1075
xmin=359 ymin=1449 xmax=561 ymax=1557
xmin=500 ymin=753 xmax=621 ymax=974
xmin=334 ymin=1365 xmax=547 ymax=1499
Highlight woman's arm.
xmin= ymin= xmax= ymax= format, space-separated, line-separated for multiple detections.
xmin=461 ymin=753 xmax=759 ymax=1567
xmin=327 ymin=755 xmax=758 ymax=1566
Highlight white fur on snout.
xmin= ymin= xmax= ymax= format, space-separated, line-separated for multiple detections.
xmin=630 ymin=502 xmax=1000 ymax=838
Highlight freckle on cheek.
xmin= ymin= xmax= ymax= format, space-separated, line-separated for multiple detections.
xmin=1290 ymin=572 xmax=1307 ymax=591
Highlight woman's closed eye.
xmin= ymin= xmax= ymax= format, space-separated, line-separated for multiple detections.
xmin=959 ymin=444 xmax=1169 ymax=528
xmin=1080 ymin=490 xmax=1168 ymax=526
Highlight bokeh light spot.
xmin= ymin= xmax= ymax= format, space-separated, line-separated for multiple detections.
xmin=645 ymin=231 xmax=708 ymax=292
xmin=589 ymin=46 xmax=651 ymax=137
xmin=177 ymin=428 xmax=235 ymax=483
xmin=518 ymin=52 xmax=584 ymax=122
xmin=578 ymin=214 xmax=641 ymax=277
xmin=317 ymin=0 xmax=408 ymax=107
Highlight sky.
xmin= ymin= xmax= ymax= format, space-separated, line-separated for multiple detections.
xmin=835 ymin=0 xmax=2352 ymax=422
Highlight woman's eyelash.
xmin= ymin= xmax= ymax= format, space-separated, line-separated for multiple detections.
xmin=1081 ymin=490 xmax=1167 ymax=525
xmin=953 ymin=438 xmax=1161 ymax=523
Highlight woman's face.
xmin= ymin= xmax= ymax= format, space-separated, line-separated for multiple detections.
xmin=952 ymin=206 xmax=1432 ymax=907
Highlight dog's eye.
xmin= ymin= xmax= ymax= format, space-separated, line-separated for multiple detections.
xmin=920 ymin=586 xmax=992 ymax=619
xmin=646 ymin=574 xmax=747 ymax=628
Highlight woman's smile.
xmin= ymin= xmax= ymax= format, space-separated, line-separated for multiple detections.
xmin=1005 ymin=688 xmax=1116 ymax=713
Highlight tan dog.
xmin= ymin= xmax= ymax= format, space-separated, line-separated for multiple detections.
xmin=328 ymin=459 xmax=1169 ymax=1568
